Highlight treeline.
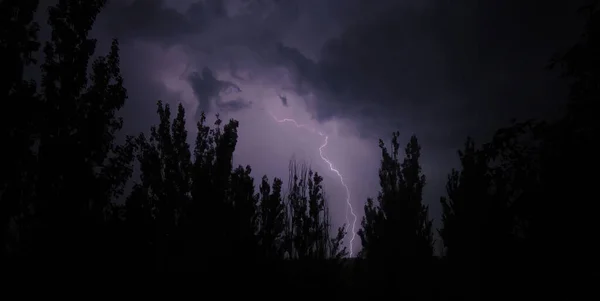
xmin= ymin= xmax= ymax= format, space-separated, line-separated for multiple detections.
xmin=1 ymin=0 xmax=597 ymax=299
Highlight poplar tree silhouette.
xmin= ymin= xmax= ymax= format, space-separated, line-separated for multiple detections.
xmin=358 ymin=133 xmax=434 ymax=296
xmin=280 ymin=160 xmax=348 ymax=288
xmin=284 ymin=160 xmax=347 ymax=261
xmin=256 ymin=175 xmax=286 ymax=259
xmin=125 ymin=102 xmax=347 ymax=276
xmin=0 ymin=0 xmax=136 ymax=270
xmin=0 ymin=0 xmax=41 ymax=261
xmin=438 ymin=137 xmax=489 ymax=300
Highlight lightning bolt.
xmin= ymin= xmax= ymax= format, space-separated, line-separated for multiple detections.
xmin=268 ymin=111 xmax=358 ymax=257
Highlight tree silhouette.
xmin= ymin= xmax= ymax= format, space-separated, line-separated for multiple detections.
xmin=438 ymin=138 xmax=489 ymax=299
xmin=126 ymin=101 xmax=191 ymax=270
xmin=123 ymin=100 xmax=347 ymax=276
xmin=256 ymin=175 xmax=286 ymax=259
xmin=0 ymin=0 xmax=41 ymax=262
xmin=526 ymin=2 xmax=599 ymax=295
xmin=0 ymin=0 xmax=136 ymax=270
xmin=358 ymin=132 xmax=434 ymax=296
xmin=189 ymin=112 xmax=242 ymax=265
xmin=228 ymin=164 xmax=260 ymax=263
xmin=280 ymin=160 xmax=348 ymax=288
xmin=284 ymin=160 xmax=347 ymax=261
xmin=438 ymin=120 xmax=548 ymax=299
xmin=439 ymin=138 xmax=485 ymax=259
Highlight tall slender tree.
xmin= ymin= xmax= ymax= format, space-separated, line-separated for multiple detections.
xmin=284 ymin=160 xmax=347 ymax=261
xmin=358 ymin=133 xmax=434 ymax=294
xmin=257 ymin=175 xmax=286 ymax=259
xmin=0 ymin=0 xmax=41 ymax=260
xmin=6 ymin=0 xmax=137 ymax=270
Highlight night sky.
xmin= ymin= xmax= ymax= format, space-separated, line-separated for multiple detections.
xmin=32 ymin=0 xmax=586 ymax=254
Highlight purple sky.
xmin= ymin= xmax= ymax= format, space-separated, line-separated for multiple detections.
xmin=34 ymin=0 xmax=585 ymax=255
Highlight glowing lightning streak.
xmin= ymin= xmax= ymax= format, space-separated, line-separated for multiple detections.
xmin=268 ymin=112 xmax=358 ymax=257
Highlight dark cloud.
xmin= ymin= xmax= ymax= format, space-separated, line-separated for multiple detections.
xmin=217 ymin=97 xmax=253 ymax=112
xmin=276 ymin=0 xmax=584 ymax=144
xmin=115 ymin=41 xmax=185 ymax=135
xmin=99 ymin=0 xmax=226 ymax=44
xmin=89 ymin=0 xmax=585 ymax=145
xmin=279 ymin=94 xmax=288 ymax=107
xmin=188 ymin=66 xmax=243 ymax=113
